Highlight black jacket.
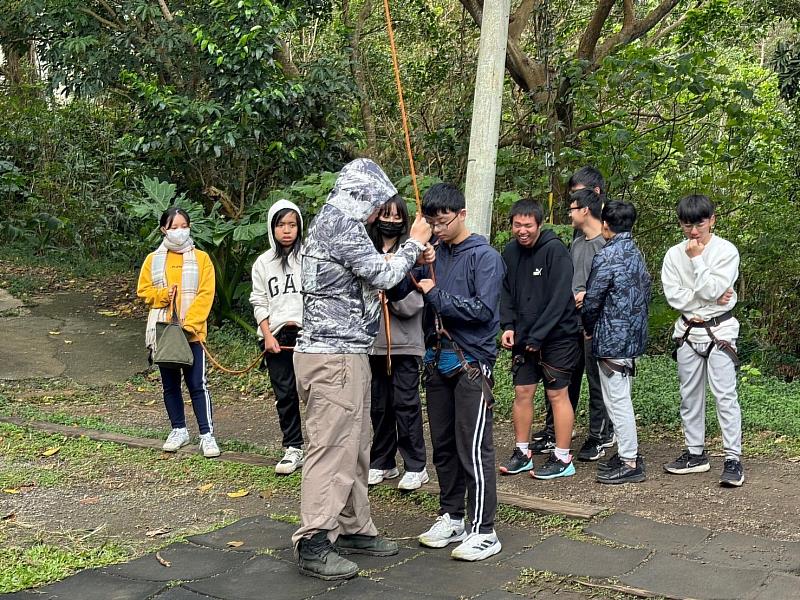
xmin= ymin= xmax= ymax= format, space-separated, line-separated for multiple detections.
xmin=500 ymin=229 xmax=579 ymax=351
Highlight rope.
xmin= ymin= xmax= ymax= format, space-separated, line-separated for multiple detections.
xmin=382 ymin=0 xmax=421 ymax=213
xmin=380 ymin=291 xmax=392 ymax=375
xmin=199 ymin=342 xmax=293 ymax=376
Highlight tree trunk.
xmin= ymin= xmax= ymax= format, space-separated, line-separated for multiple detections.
xmin=343 ymin=0 xmax=378 ymax=158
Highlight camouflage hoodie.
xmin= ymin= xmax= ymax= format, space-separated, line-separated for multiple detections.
xmin=296 ymin=159 xmax=423 ymax=354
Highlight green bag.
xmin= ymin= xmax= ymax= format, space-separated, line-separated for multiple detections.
xmin=153 ymin=300 xmax=194 ymax=369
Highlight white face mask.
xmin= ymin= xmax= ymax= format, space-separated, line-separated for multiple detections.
xmin=165 ymin=228 xmax=191 ymax=246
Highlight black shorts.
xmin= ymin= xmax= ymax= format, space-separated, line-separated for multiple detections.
xmin=511 ymin=337 xmax=580 ymax=390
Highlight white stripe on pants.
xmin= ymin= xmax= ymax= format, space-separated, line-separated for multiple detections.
xmin=598 ymin=359 xmax=638 ymax=461
xmin=676 ymin=341 xmax=741 ymax=459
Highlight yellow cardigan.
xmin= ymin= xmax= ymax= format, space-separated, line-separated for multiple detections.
xmin=137 ymin=249 xmax=215 ymax=343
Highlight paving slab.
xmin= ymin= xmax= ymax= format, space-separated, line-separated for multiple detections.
xmin=506 ymin=535 xmax=649 ymax=578
xmin=585 ymin=512 xmax=711 ymax=554
xmin=26 ymin=569 xmax=165 ymax=599
xmin=105 ymin=543 xmax=251 ymax=582
xmin=336 ymin=544 xmax=423 ymax=572
xmin=748 ymin=572 xmax=800 ymax=600
xmin=151 ymin=587 xmax=214 ymax=599
xmin=687 ymin=531 xmax=800 ymax=572
xmin=186 ymin=515 xmax=296 ymax=552
xmin=373 ymin=550 xmax=519 ymax=597
xmin=0 ymin=316 xmax=65 ymax=379
xmin=622 ymin=553 xmax=769 ymax=600
xmin=0 ymin=289 xmax=23 ymax=312
xmin=184 ymin=554 xmax=343 ymax=600
xmin=322 ymin=577 xmax=454 ymax=599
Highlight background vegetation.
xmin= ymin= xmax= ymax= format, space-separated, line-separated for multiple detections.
xmin=2 ymin=0 xmax=800 ymax=375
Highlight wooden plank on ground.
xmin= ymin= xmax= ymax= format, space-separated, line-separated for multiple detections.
xmin=1 ymin=417 xmax=605 ymax=519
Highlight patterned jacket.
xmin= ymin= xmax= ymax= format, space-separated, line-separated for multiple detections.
xmin=581 ymin=232 xmax=651 ymax=359
xmin=296 ymin=159 xmax=423 ymax=354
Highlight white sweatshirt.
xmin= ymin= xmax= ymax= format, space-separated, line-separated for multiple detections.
xmin=250 ymin=199 xmax=303 ymax=338
xmin=661 ymin=234 xmax=740 ymax=343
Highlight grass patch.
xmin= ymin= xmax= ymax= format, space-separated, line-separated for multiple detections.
xmin=0 ymin=543 xmax=131 ymax=593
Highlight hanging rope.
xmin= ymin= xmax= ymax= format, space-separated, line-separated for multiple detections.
xmin=199 ymin=342 xmax=293 ymax=376
xmin=382 ymin=0 xmax=422 ymax=213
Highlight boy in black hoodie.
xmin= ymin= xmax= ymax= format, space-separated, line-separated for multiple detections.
xmin=499 ymin=199 xmax=581 ymax=480
xmin=412 ymin=183 xmax=506 ymax=562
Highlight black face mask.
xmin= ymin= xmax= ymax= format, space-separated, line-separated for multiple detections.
xmin=376 ymin=220 xmax=405 ymax=237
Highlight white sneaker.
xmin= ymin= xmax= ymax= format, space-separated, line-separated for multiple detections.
xmin=162 ymin=428 xmax=189 ymax=452
xmin=199 ymin=433 xmax=220 ymax=458
xmin=397 ymin=469 xmax=430 ymax=491
xmin=451 ymin=531 xmax=502 ymax=561
xmin=368 ymin=467 xmax=400 ymax=486
xmin=418 ymin=513 xmax=466 ymax=548
xmin=275 ymin=446 xmax=304 ymax=475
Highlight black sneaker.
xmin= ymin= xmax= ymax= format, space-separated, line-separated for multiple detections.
xmin=597 ymin=456 xmax=646 ymax=484
xmin=663 ymin=450 xmax=710 ymax=474
xmin=719 ymin=459 xmax=744 ymax=487
xmin=597 ymin=452 xmax=623 ymax=473
xmin=577 ymin=438 xmax=605 ymax=462
xmin=499 ymin=447 xmax=534 ymax=475
xmin=599 ymin=433 xmax=616 ymax=449
xmin=530 ymin=436 xmax=556 ymax=455
xmin=336 ymin=534 xmax=399 ymax=556
xmin=298 ymin=531 xmax=359 ymax=580
xmin=531 ymin=454 xmax=576 ymax=479
xmin=531 ymin=428 xmax=550 ymax=441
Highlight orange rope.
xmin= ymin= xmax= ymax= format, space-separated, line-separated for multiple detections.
xmin=382 ymin=0 xmax=421 ymax=214
xmin=199 ymin=343 xmax=293 ymax=376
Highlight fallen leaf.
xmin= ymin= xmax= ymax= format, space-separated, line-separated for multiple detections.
xmin=2 ymin=488 xmax=20 ymax=494
xmin=64 ymin=340 xmax=73 ymax=345
xmin=155 ymin=552 xmax=171 ymax=567
xmin=48 ymin=331 xmax=61 ymax=335
xmin=136 ymin=387 xmax=147 ymax=393
xmin=789 ymin=456 xmax=800 ymax=463
xmin=97 ymin=310 xmax=119 ymax=317
xmin=226 ymin=489 xmax=249 ymax=499
xmin=79 ymin=496 xmax=100 ymax=505
xmin=226 ymin=541 xmax=245 ymax=548
xmin=42 ymin=447 xmax=60 ymax=457
xmin=197 ymin=483 xmax=214 ymax=492
xmin=258 ymin=490 xmax=273 ymax=499
xmin=144 ymin=400 xmax=156 ymax=406
xmin=145 ymin=527 xmax=171 ymax=537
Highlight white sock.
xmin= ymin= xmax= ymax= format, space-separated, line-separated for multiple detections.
xmin=515 ymin=442 xmax=529 ymax=453
xmin=554 ymin=447 xmax=571 ymax=463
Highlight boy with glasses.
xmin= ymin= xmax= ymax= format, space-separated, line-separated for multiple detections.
xmin=661 ymin=195 xmax=743 ymax=487
xmin=411 ymin=183 xmax=506 ymax=561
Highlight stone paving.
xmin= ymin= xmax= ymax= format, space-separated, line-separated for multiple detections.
xmin=4 ymin=512 xmax=799 ymax=599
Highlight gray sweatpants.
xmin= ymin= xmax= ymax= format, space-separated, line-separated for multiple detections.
xmin=291 ymin=353 xmax=378 ymax=548
xmin=598 ymin=358 xmax=638 ymax=461
xmin=676 ymin=342 xmax=741 ymax=460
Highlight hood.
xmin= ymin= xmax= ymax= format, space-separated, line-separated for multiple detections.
xmin=531 ymin=228 xmax=560 ymax=251
xmin=327 ymin=158 xmax=398 ymax=223
xmin=446 ymin=232 xmax=492 ymax=254
xmin=266 ymin=199 xmax=303 ymax=251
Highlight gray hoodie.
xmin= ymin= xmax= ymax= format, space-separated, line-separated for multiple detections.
xmin=296 ymin=159 xmax=423 ymax=354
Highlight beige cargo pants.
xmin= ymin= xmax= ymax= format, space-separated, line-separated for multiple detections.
xmin=291 ymin=352 xmax=378 ymax=547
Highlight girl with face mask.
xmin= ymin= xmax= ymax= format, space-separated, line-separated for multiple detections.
xmin=366 ymin=196 xmax=429 ymax=490
xmin=249 ymin=200 xmax=305 ymax=475
xmin=136 ymin=207 xmax=220 ymax=458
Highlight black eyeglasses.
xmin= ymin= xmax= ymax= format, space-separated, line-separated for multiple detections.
xmin=566 ymin=205 xmax=581 ymax=214
xmin=425 ymin=212 xmax=461 ymax=231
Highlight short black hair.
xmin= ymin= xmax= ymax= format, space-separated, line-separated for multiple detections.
xmin=676 ymin=194 xmax=715 ymax=223
xmin=568 ymin=166 xmax=606 ymax=196
xmin=509 ymin=198 xmax=543 ymax=225
xmin=602 ymin=201 xmax=636 ymax=233
xmin=422 ymin=183 xmax=464 ymax=217
xmin=569 ymin=188 xmax=602 ymax=220
xmin=159 ymin=207 xmax=191 ymax=229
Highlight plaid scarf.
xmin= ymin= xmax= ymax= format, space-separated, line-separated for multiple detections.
xmin=145 ymin=240 xmax=199 ymax=351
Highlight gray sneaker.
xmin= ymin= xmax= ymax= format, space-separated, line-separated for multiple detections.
xmin=335 ymin=534 xmax=399 ymax=556
xmin=298 ymin=531 xmax=359 ymax=580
